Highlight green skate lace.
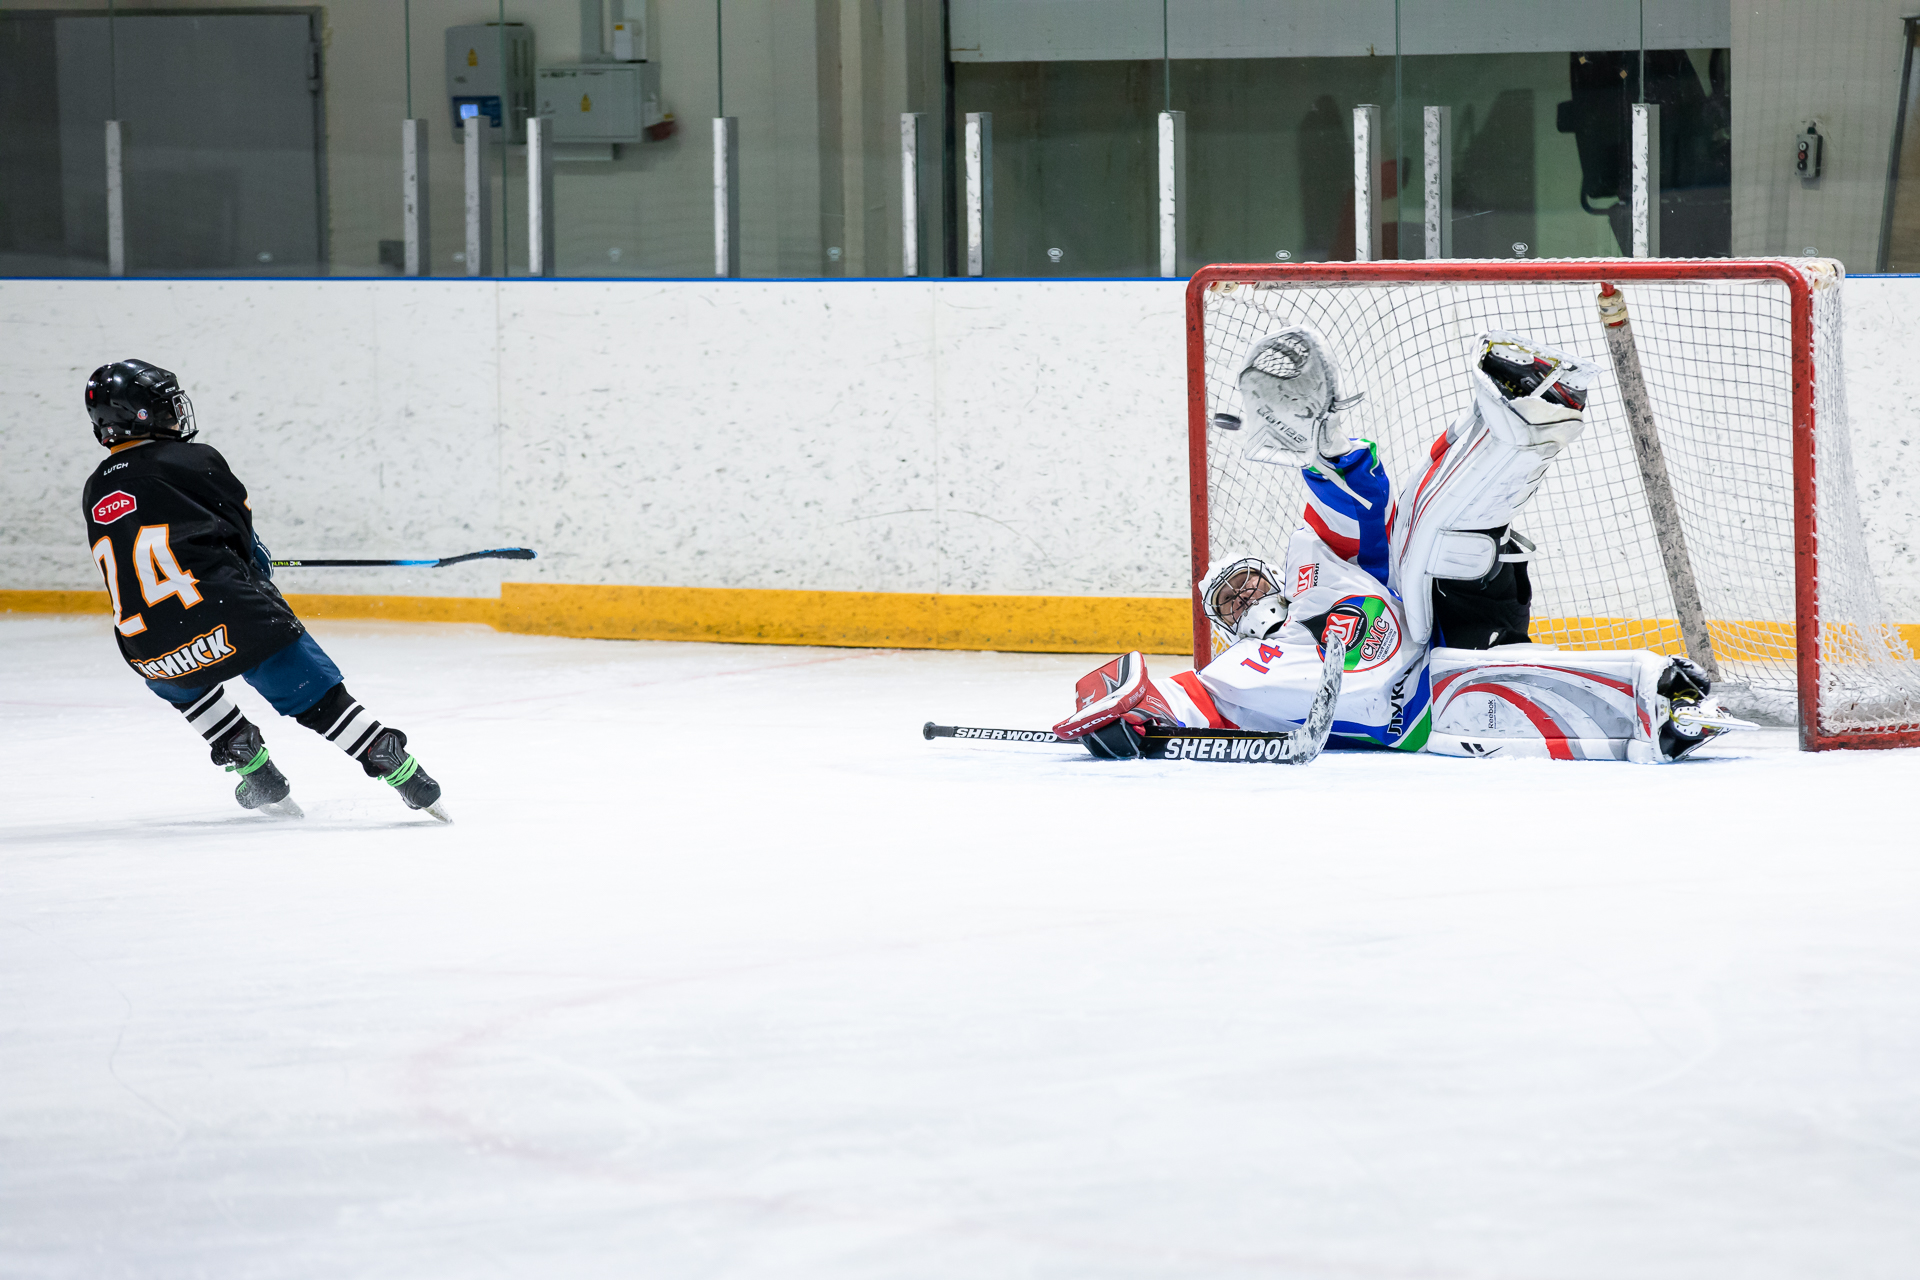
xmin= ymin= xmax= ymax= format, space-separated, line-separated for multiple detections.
xmin=226 ymin=746 xmax=271 ymax=777
xmin=382 ymin=754 xmax=421 ymax=787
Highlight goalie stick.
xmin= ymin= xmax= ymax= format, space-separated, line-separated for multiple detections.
xmin=270 ymin=547 xmax=537 ymax=569
xmin=925 ymin=637 xmax=1347 ymax=765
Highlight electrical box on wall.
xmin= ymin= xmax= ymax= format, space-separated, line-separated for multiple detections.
xmin=446 ymin=23 xmax=534 ymax=144
xmin=538 ymin=63 xmax=663 ymax=148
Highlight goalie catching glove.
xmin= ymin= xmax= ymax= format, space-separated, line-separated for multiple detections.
xmin=1214 ymin=325 xmax=1364 ymax=468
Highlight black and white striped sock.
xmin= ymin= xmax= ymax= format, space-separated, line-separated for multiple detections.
xmin=177 ymin=684 xmax=246 ymax=746
xmin=294 ymin=683 xmax=391 ymax=768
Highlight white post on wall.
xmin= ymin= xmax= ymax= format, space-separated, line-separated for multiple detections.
xmin=1631 ymin=103 xmax=1661 ymax=258
xmin=527 ymin=116 xmax=556 ymax=277
xmin=401 ymin=119 xmax=430 ymax=277
xmin=462 ymin=110 xmax=492 ymax=276
xmin=713 ymin=116 xmax=740 ymax=278
xmin=1158 ymin=109 xmax=1187 ymax=278
xmin=1423 ymin=105 xmax=1452 ymax=260
xmin=901 ymin=112 xmax=924 ymax=277
xmin=105 ymin=120 xmax=126 ymax=277
xmin=965 ymin=111 xmax=992 ymax=277
xmin=1353 ymin=104 xmax=1380 ymax=262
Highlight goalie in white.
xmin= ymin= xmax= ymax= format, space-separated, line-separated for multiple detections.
xmin=1054 ymin=324 xmax=1754 ymax=763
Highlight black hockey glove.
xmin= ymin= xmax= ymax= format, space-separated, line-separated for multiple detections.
xmin=251 ymin=532 xmax=274 ymax=580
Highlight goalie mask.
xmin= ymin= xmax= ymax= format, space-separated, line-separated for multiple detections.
xmin=1214 ymin=325 xmax=1364 ymax=467
xmin=1199 ymin=556 xmax=1289 ymax=642
xmin=1474 ymin=331 xmax=1592 ymax=426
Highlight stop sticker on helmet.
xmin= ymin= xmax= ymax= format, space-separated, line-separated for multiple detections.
xmin=92 ymin=490 xmax=136 ymax=525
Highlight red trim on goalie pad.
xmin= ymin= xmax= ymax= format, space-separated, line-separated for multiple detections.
xmin=1457 ymin=681 xmax=1575 ymax=759
xmin=1434 ymin=663 xmax=1636 ymax=702
xmin=1170 ymin=670 xmax=1233 ymax=728
xmin=1303 ymin=505 xmax=1360 ymax=561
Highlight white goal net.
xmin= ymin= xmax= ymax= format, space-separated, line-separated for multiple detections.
xmin=1190 ymin=259 xmax=1920 ymax=749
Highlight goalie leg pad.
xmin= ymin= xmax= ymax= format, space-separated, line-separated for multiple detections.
xmin=1426 ymin=648 xmax=1659 ymax=762
xmin=1425 ymin=648 xmax=1737 ymax=764
xmin=1392 ymin=337 xmax=1590 ymax=645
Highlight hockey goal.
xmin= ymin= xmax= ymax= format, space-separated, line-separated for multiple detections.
xmin=1186 ymin=258 xmax=1920 ymax=750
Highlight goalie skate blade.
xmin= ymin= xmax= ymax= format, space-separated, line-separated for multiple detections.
xmin=256 ymin=796 xmax=305 ymax=820
xmin=1672 ymin=707 xmax=1762 ymax=734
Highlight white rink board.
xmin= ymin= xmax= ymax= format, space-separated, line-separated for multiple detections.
xmin=4 ymin=275 xmax=1919 ymax=615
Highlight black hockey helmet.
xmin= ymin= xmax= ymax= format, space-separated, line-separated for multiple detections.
xmin=86 ymin=359 xmax=197 ymax=447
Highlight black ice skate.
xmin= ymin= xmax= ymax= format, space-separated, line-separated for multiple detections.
xmin=1657 ymin=657 xmax=1759 ymax=760
xmin=211 ymin=722 xmax=303 ymax=819
xmin=360 ymin=728 xmax=451 ymax=823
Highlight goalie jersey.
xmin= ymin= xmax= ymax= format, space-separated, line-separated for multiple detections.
xmin=1180 ymin=445 xmax=1433 ymax=750
xmin=82 ymin=439 xmax=305 ymax=691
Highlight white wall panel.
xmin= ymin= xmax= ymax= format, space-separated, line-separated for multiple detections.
xmin=498 ymin=281 xmax=945 ymax=593
xmin=3 ymin=275 xmax=1916 ymax=622
xmin=0 ymin=280 xmax=503 ymax=599
xmin=932 ymin=282 xmax=1187 ymax=595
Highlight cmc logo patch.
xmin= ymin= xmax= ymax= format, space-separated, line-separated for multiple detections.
xmin=92 ymin=491 xmax=137 ymax=525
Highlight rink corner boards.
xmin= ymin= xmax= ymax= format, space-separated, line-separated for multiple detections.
xmin=0 ymin=585 xmax=1197 ymax=655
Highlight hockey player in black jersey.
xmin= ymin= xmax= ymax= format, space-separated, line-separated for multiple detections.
xmin=81 ymin=359 xmax=448 ymax=821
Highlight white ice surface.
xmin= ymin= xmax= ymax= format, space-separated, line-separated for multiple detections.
xmin=3 ymin=615 xmax=1919 ymax=1280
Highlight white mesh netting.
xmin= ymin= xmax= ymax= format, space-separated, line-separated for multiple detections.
xmin=1194 ymin=260 xmax=1920 ymax=740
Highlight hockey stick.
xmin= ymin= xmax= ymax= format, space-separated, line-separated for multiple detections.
xmin=925 ymin=636 xmax=1347 ymax=765
xmin=270 ymin=547 xmax=537 ymax=569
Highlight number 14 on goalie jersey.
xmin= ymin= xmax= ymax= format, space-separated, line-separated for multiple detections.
xmin=1193 ymin=445 xmax=1433 ymax=751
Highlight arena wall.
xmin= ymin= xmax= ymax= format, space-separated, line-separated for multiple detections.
xmin=4 ymin=275 xmax=1918 ymax=655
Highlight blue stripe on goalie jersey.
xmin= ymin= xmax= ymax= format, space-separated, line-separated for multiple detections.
xmin=1302 ymin=442 xmax=1394 ymax=584
xmin=1329 ymin=662 xmax=1432 ymax=749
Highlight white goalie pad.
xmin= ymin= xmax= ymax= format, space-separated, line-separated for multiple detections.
xmin=1425 ymin=647 xmax=1678 ymax=764
xmin=1390 ymin=332 xmax=1593 ymax=644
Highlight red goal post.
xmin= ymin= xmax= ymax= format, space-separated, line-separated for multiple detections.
xmin=1184 ymin=258 xmax=1920 ymax=751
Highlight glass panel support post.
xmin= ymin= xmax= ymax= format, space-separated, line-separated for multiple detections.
xmin=463 ymin=115 xmax=493 ymax=276
xmin=402 ymin=119 xmax=430 ymax=277
xmin=1158 ymin=110 xmax=1186 ymax=278
xmin=965 ymin=111 xmax=992 ymax=277
xmin=105 ymin=121 xmax=126 ymax=278
xmin=1353 ymin=104 xmax=1380 ymax=262
xmin=527 ymin=116 xmax=556 ymax=277
xmin=1632 ymin=103 xmax=1661 ymax=258
xmin=713 ymin=116 xmax=740 ymax=278
xmin=1423 ymin=106 xmax=1452 ymax=260
xmin=901 ymin=112 xmax=925 ymax=277
xmin=579 ymin=0 xmax=607 ymax=61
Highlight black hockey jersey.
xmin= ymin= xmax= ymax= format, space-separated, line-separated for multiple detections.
xmin=81 ymin=439 xmax=304 ymax=689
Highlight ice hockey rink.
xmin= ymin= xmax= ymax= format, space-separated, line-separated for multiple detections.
xmin=5 ymin=612 xmax=1918 ymax=1279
